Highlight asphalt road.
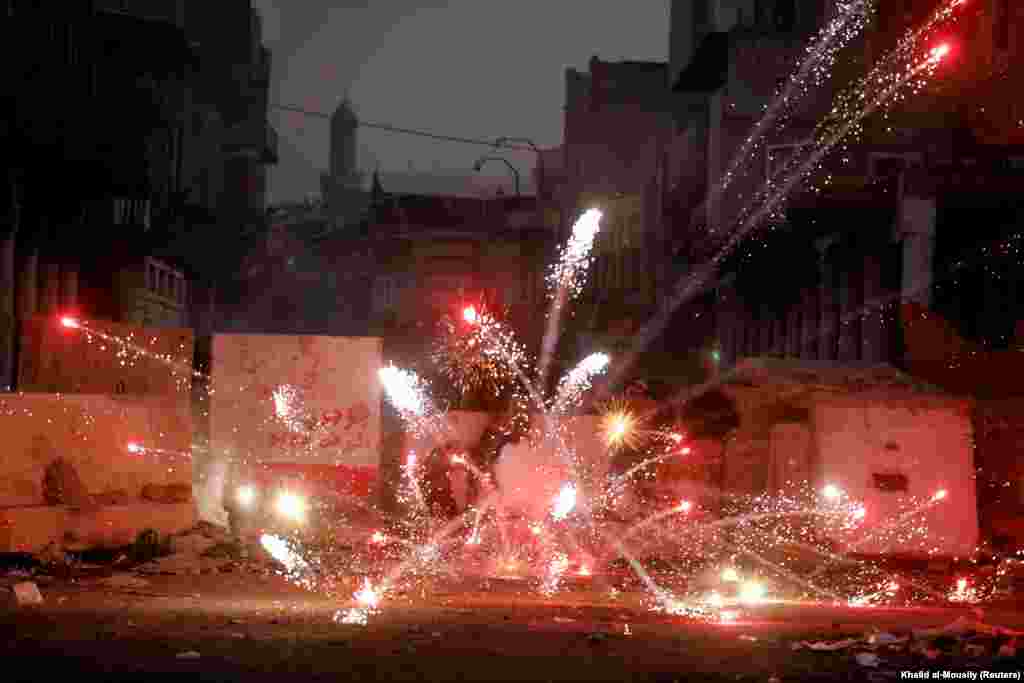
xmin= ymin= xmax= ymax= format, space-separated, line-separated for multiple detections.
xmin=4 ymin=570 xmax=1024 ymax=682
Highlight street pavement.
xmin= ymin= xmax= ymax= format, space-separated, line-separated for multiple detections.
xmin=5 ymin=568 xmax=1024 ymax=682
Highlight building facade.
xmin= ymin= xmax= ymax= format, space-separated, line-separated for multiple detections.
xmin=1 ymin=1 xmax=277 ymax=388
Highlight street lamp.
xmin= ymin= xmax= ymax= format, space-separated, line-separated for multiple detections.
xmin=494 ymin=137 xmax=544 ymax=198
xmin=473 ymin=156 xmax=520 ymax=197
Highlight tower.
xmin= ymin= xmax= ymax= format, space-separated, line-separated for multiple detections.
xmin=329 ymin=98 xmax=358 ymax=185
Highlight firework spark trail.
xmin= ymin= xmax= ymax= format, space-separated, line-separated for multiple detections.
xmin=378 ymin=497 xmax=499 ymax=597
xmin=537 ymin=208 xmax=603 ymax=390
xmin=700 ymin=0 xmax=875 ymax=229
xmin=613 ymin=30 xmax=958 ymax=389
xmin=61 ymin=318 xmax=200 ymax=383
xmin=721 ymin=538 xmax=844 ymax=602
xmin=806 ymin=493 xmax=949 ymax=581
xmin=553 ymin=352 xmax=610 ymax=414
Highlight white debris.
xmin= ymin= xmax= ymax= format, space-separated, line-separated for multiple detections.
xmin=10 ymin=581 xmax=44 ymax=607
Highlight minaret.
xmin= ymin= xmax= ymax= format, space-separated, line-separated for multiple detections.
xmin=329 ymin=98 xmax=359 ymax=187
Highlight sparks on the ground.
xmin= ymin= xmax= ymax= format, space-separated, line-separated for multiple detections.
xmin=822 ymin=484 xmax=842 ymax=500
xmin=354 ymin=578 xmax=380 ymax=608
xmin=59 ymin=316 xmax=80 ymax=329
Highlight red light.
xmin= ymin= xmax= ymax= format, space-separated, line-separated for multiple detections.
xmin=931 ymin=43 xmax=950 ymax=61
xmin=463 ymin=306 xmax=478 ymax=324
xmin=680 ymin=446 xmax=692 ymax=455
xmin=59 ymin=316 xmax=80 ymax=329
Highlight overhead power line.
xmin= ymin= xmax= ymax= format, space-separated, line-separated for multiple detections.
xmin=272 ymin=103 xmax=539 ymax=153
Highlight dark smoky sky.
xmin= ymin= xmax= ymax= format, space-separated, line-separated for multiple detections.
xmin=252 ymin=1 xmax=670 ymax=204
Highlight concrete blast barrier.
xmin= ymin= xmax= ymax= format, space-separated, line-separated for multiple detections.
xmin=0 ymin=392 xmax=195 ymax=552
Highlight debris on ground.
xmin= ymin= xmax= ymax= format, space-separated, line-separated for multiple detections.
xmin=792 ymin=638 xmax=859 ymax=651
xmin=9 ymin=581 xmax=44 ymax=607
xmin=855 ymin=652 xmax=880 ymax=667
xmin=99 ymin=575 xmax=150 ymax=589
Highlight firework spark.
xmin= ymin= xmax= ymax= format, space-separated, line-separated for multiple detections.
xmin=553 ymin=352 xmax=610 ymax=413
xmin=379 ymin=364 xmax=431 ymax=418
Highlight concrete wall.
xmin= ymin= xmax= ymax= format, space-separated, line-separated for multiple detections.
xmin=18 ymin=316 xmax=194 ymax=396
xmin=812 ymin=394 xmax=978 ymax=558
xmin=0 ymin=392 xmax=192 ymax=507
xmin=209 ymin=334 xmax=382 ymax=467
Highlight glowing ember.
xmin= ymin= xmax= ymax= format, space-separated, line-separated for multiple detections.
xmin=275 ymin=492 xmax=307 ymax=523
xmin=59 ymin=316 xmax=80 ymax=329
xmin=930 ymin=43 xmax=950 ymax=61
xmin=740 ymin=581 xmax=766 ymax=604
xmin=354 ymin=578 xmax=380 ymax=608
xmin=822 ymin=484 xmax=842 ymax=500
xmin=463 ymin=305 xmax=478 ymax=324
xmin=370 ymin=531 xmax=387 ymax=545
xmin=236 ymin=485 xmax=256 ymax=507
xmin=676 ymin=500 xmax=693 ymax=513
xmin=932 ymin=489 xmax=948 ymax=502
xmin=680 ymin=446 xmax=692 ymax=455
xmin=126 ymin=442 xmax=143 ymax=454
xmin=551 ymin=483 xmax=577 ymax=521
xmin=600 ymin=407 xmax=640 ymax=450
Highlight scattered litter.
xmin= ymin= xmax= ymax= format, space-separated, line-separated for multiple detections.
xmin=855 ymin=652 xmax=880 ymax=667
xmin=175 ymin=651 xmax=201 ymax=660
xmin=10 ymin=582 xmax=44 ymax=606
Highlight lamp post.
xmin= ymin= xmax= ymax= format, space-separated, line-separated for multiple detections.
xmin=494 ymin=137 xmax=543 ymax=199
xmin=473 ymin=156 xmax=520 ymax=197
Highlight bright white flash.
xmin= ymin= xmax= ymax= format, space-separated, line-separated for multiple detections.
xmin=551 ymin=483 xmax=578 ymax=521
xmin=378 ymin=365 xmax=428 ymax=416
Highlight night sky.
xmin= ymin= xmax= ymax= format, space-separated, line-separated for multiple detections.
xmin=253 ymin=1 xmax=670 ymax=204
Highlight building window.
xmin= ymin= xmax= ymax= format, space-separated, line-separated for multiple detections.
xmin=872 ymin=472 xmax=909 ymax=492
